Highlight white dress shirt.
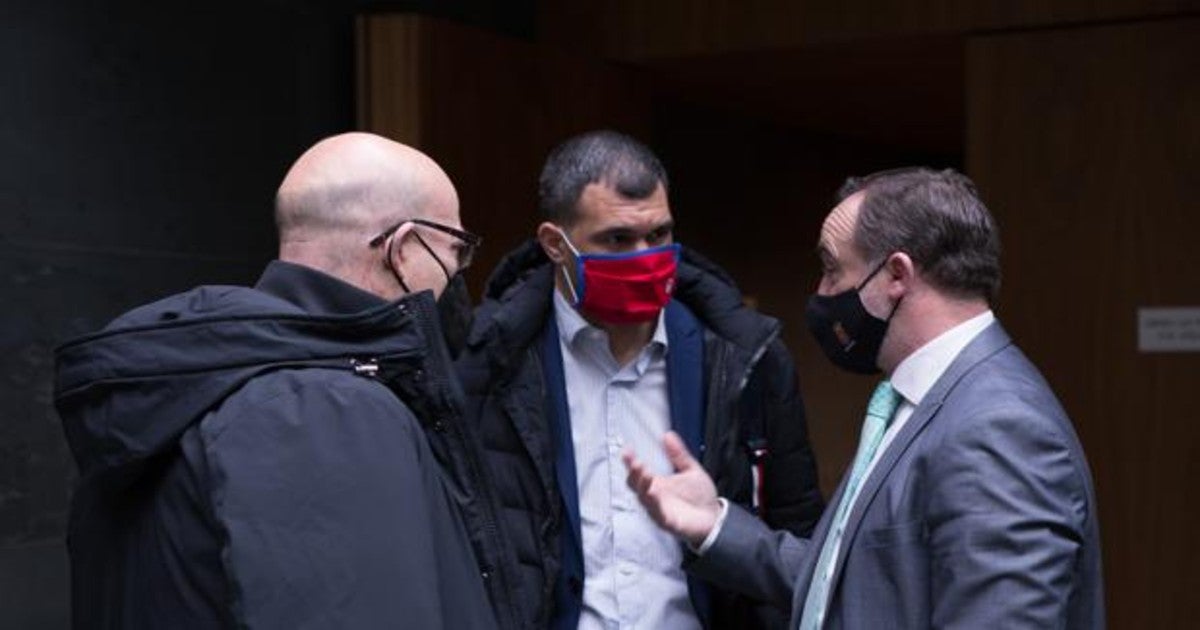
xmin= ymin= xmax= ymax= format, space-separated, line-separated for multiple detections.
xmin=553 ymin=290 xmax=701 ymax=630
xmin=867 ymin=310 xmax=995 ymax=483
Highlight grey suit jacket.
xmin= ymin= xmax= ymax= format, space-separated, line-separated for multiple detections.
xmin=689 ymin=323 xmax=1105 ymax=628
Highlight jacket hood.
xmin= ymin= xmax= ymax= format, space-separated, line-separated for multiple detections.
xmin=673 ymin=246 xmax=780 ymax=353
xmin=55 ymin=282 xmax=432 ymax=488
xmin=471 ymin=239 xmax=780 ymax=357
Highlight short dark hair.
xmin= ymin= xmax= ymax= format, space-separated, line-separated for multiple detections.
xmin=538 ymin=130 xmax=668 ymax=224
xmin=838 ymin=167 xmax=1002 ymax=303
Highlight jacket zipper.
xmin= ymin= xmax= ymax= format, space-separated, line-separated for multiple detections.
xmin=403 ymin=296 xmax=520 ymax=629
xmin=737 ymin=325 xmax=780 ymax=515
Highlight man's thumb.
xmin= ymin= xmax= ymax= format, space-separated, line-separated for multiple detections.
xmin=662 ymin=431 xmax=697 ymax=473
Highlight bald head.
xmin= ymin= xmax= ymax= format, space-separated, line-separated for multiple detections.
xmin=274 ymin=132 xmax=459 ymax=289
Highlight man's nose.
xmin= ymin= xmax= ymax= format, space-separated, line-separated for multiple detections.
xmin=816 ymin=277 xmax=838 ymax=296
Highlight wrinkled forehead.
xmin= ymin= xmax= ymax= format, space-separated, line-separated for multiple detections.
xmin=819 ymin=191 xmax=862 ymax=260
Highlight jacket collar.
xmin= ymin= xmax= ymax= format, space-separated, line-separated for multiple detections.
xmin=467 ymin=241 xmax=556 ymax=370
xmin=890 ymin=310 xmax=996 ymax=408
xmin=673 ymin=247 xmax=780 ymax=356
xmin=255 ymin=260 xmax=386 ymax=314
xmin=54 ymin=262 xmax=439 ymax=487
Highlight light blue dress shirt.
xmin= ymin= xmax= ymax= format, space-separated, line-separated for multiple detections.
xmin=553 ymin=289 xmax=701 ymax=630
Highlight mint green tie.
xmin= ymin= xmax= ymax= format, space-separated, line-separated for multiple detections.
xmin=799 ymin=380 xmax=903 ymax=629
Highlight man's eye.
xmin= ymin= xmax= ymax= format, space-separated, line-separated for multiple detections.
xmin=606 ymin=234 xmax=632 ymax=246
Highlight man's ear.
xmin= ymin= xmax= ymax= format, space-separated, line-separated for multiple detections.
xmin=385 ymin=223 xmax=416 ymax=270
xmin=537 ymin=222 xmax=568 ymax=265
xmin=884 ymin=252 xmax=916 ymax=299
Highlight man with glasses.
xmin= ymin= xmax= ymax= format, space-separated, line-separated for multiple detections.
xmin=54 ymin=132 xmax=497 ymax=628
xmin=456 ymin=130 xmax=824 ymax=629
xmin=369 ymin=217 xmax=481 ymax=294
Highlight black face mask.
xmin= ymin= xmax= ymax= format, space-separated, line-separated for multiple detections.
xmin=386 ymin=231 xmax=473 ymax=359
xmin=436 ymin=273 xmax=474 ymax=360
xmin=804 ymin=259 xmax=899 ymax=375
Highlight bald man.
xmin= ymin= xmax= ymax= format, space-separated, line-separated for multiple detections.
xmin=54 ymin=133 xmax=497 ymax=629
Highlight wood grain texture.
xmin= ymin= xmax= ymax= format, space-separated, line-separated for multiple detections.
xmin=356 ymin=15 xmax=652 ymax=296
xmin=357 ymin=14 xmax=425 ymax=147
xmin=540 ymin=0 xmax=1198 ymax=60
xmin=967 ymin=18 xmax=1200 ymax=628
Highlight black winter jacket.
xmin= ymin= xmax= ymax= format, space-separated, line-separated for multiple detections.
xmin=456 ymin=241 xmax=824 ymax=629
xmin=54 ymin=261 xmax=496 ymax=629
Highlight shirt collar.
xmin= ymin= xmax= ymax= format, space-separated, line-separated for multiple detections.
xmin=890 ymin=310 xmax=995 ymax=407
xmin=552 ymin=286 xmax=669 ymax=353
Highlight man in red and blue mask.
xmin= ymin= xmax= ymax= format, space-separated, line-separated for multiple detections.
xmin=456 ymin=130 xmax=824 ymax=630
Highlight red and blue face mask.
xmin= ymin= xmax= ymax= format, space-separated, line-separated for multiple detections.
xmin=557 ymin=230 xmax=681 ymax=325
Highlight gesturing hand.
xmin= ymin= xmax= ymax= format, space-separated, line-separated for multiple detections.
xmin=622 ymin=431 xmax=722 ymax=548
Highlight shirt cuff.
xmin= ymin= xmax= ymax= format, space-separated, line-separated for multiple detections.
xmin=690 ymin=497 xmax=730 ymax=556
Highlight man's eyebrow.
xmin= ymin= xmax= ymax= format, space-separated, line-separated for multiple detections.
xmin=593 ymin=220 xmax=674 ymax=240
xmin=816 ymin=243 xmax=838 ymax=265
xmin=593 ymin=226 xmax=637 ymax=240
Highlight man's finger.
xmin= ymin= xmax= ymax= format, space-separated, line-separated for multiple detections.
xmin=633 ymin=463 xmax=654 ymax=495
xmin=620 ymin=447 xmax=637 ymax=472
xmin=623 ymin=452 xmax=652 ymax=494
xmin=662 ymin=431 xmax=697 ymax=473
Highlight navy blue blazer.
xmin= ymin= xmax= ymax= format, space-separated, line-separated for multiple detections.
xmin=544 ymin=300 xmax=711 ymax=629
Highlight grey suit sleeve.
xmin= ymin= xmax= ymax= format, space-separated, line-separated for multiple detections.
xmin=927 ymin=407 xmax=1090 ymax=628
xmin=686 ymin=503 xmax=811 ymax=608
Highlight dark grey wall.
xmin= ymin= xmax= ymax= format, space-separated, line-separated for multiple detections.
xmin=0 ymin=2 xmax=356 ymax=626
xmin=0 ymin=1 xmax=538 ymax=624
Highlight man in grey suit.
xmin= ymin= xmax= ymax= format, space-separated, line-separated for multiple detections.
xmin=624 ymin=167 xmax=1104 ymax=628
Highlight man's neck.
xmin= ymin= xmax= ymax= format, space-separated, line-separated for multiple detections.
xmin=605 ymin=321 xmax=657 ymax=367
xmin=882 ymin=293 xmax=990 ymax=375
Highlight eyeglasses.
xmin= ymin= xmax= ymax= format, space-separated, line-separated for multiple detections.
xmin=369 ymin=218 xmax=482 ymax=271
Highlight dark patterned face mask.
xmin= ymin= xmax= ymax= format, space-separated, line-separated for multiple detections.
xmin=804 ymin=259 xmax=899 ymax=375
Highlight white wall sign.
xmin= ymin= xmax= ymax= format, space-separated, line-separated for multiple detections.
xmin=1138 ymin=307 xmax=1200 ymax=352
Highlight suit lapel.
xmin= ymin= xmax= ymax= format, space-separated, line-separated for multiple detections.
xmin=665 ymin=301 xmax=705 ymax=457
xmin=541 ymin=316 xmax=583 ymax=569
xmin=821 ymin=323 xmax=1014 ymax=603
